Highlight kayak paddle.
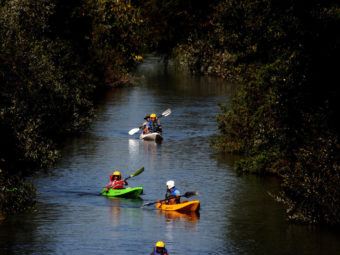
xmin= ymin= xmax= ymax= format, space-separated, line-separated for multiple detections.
xmin=128 ymin=127 xmax=140 ymax=135
xmin=142 ymin=191 xmax=198 ymax=207
xmin=159 ymin=108 xmax=171 ymax=118
xmin=124 ymin=166 xmax=144 ymax=181
xmin=128 ymin=108 xmax=172 ymax=135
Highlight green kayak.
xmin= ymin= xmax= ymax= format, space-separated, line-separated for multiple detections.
xmin=101 ymin=186 xmax=143 ymax=198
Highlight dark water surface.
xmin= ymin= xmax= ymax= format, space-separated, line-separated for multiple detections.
xmin=1 ymin=57 xmax=340 ymax=255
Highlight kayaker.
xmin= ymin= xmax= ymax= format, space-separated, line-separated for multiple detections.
xmin=142 ymin=114 xmax=150 ymax=134
xmin=150 ymin=241 xmax=169 ymax=255
xmin=165 ymin=180 xmax=180 ymax=204
xmin=105 ymin=170 xmax=128 ymax=190
xmin=146 ymin=113 xmax=162 ymax=133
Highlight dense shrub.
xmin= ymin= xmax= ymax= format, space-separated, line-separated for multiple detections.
xmin=281 ymin=136 xmax=340 ymax=224
xmin=211 ymin=0 xmax=340 ymax=224
xmin=0 ymin=174 xmax=36 ymax=214
xmin=84 ymin=0 xmax=146 ymax=85
xmin=1 ymin=0 xmax=339 ymax=225
xmin=147 ymin=0 xmax=340 ymax=225
xmin=0 ymin=0 xmax=147 ymax=215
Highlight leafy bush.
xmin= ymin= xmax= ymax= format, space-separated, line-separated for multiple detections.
xmin=212 ymin=0 xmax=340 ymax=224
xmin=0 ymin=174 xmax=36 ymax=214
xmin=0 ymin=0 xmax=149 ymax=214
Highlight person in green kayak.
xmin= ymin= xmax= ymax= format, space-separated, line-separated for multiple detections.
xmin=165 ymin=180 xmax=180 ymax=204
xmin=105 ymin=170 xmax=128 ymax=190
xmin=150 ymin=241 xmax=169 ymax=255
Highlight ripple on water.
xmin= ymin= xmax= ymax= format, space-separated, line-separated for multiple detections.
xmin=1 ymin=58 xmax=340 ymax=255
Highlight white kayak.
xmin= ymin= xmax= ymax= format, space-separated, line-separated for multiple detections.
xmin=139 ymin=132 xmax=163 ymax=142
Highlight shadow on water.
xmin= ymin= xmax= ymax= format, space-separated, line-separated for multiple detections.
xmin=210 ymin=149 xmax=340 ymax=255
xmin=0 ymin=203 xmax=60 ymax=255
xmin=224 ymin=175 xmax=340 ymax=255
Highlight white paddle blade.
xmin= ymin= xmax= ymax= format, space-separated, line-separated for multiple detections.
xmin=128 ymin=128 xmax=140 ymax=135
xmin=162 ymin=108 xmax=171 ymax=117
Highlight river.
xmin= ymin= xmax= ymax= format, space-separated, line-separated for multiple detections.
xmin=1 ymin=56 xmax=339 ymax=255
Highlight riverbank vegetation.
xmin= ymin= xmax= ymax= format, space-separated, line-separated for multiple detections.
xmin=140 ymin=0 xmax=340 ymax=225
xmin=169 ymin=0 xmax=339 ymax=225
xmin=0 ymin=0 xmax=145 ymax=216
xmin=1 ymin=0 xmax=339 ymax=226
xmin=212 ymin=1 xmax=339 ymax=225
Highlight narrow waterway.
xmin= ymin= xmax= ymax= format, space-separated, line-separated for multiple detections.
xmin=1 ymin=57 xmax=339 ymax=255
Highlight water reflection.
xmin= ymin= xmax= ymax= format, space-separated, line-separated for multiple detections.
xmin=108 ymin=199 xmax=122 ymax=226
xmin=2 ymin=56 xmax=340 ymax=255
xmin=223 ymin=174 xmax=340 ymax=255
xmin=157 ymin=210 xmax=200 ymax=223
xmin=128 ymin=138 xmax=139 ymax=156
xmin=128 ymin=138 xmax=160 ymax=158
xmin=142 ymin=140 xmax=159 ymax=155
xmin=0 ymin=203 xmax=59 ymax=255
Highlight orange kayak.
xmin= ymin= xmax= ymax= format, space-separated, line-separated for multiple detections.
xmin=155 ymin=200 xmax=200 ymax=212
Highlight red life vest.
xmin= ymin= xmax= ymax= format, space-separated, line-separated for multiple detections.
xmin=110 ymin=180 xmax=125 ymax=189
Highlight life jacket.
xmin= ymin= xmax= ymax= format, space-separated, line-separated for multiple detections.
xmin=110 ymin=180 xmax=125 ymax=189
xmin=169 ymin=187 xmax=180 ymax=197
xmin=165 ymin=187 xmax=180 ymax=204
xmin=151 ymin=247 xmax=168 ymax=255
xmin=147 ymin=120 xmax=160 ymax=132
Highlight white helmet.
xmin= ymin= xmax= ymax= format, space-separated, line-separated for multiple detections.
xmin=166 ymin=180 xmax=175 ymax=189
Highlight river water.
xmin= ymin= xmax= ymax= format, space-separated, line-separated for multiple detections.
xmin=1 ymin=57 xmax=340 ymax=255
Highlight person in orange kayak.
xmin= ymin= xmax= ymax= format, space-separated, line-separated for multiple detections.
xmin=105 ymin=170 xmax=128 ymax=190
xmin=150 ymin=241 xmax=169 ymax=255
xmin=146 ymin=113 xmax=162 ymax=133
xmin=165 ymin=180 xmax=180 ymax=204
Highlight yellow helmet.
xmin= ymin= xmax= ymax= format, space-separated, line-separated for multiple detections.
xmin=150 ymin=113 xmax=157 ymax=118
xmin=155 ymin=241 xmax=165 ymax=248
xmin=134 ymin=55 xmax=143 ymax=62
xmin=112 ymin=170 xmax=121 ymax=176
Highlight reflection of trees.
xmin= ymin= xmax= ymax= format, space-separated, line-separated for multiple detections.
xmin=226 ymin=176 xmax=284 ymax=254
xmin=0 ymin=203 xmax=59 ymax=255
xmin=226 ymin=176 xmax=340 ymax=255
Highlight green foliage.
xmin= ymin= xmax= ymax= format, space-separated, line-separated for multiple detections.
xmin=212 ymin=0 xmax=340 ymax=224
xmin=1 ymin=0 xmax=339 ymax=225
xmin=0 ymin=0 xmax=149 ymax=214
xmin=280 ymin=136 xmax=340 ymax=224
xmin=85 ymin=0 xmax=147 ymax=85
xmin=137 ymin=0 xmax=219 ymax=57
xmin=0 ymin=0 xmax=96 ymax=172
xmin=235 ymin=152 xmax=280 ymax=175
xmin=0 ymin=173 xmax=36 ymax=215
